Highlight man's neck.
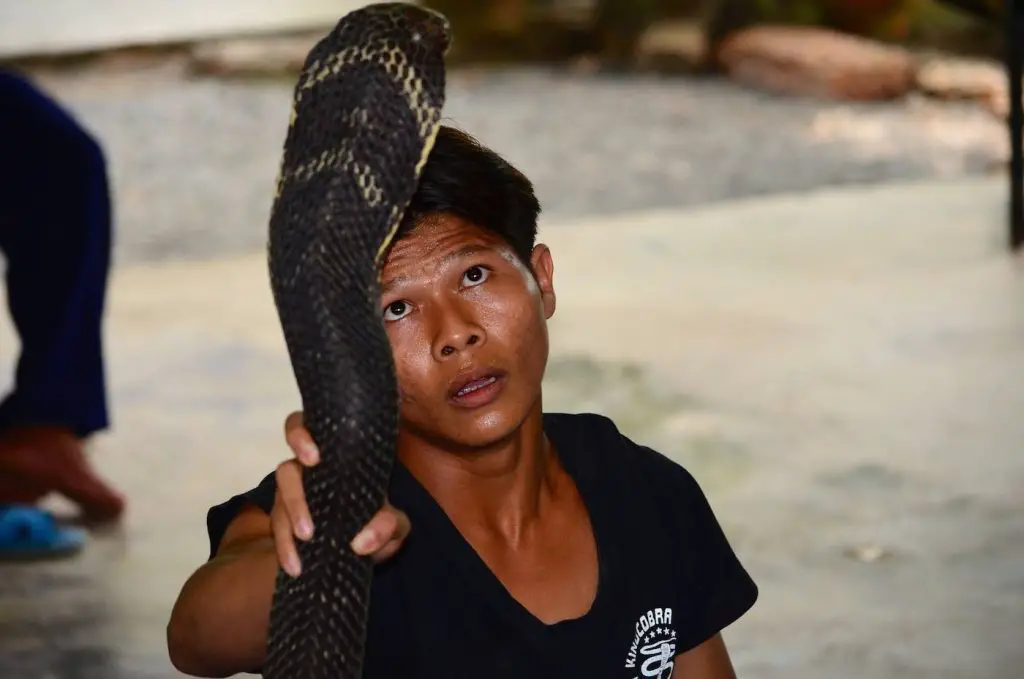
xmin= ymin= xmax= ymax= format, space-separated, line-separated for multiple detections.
xmin=397 ymin=404 xmax=561 ymax=547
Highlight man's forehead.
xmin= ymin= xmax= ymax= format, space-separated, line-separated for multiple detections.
xmin=384 ymin=217 xmax=509 ymax=267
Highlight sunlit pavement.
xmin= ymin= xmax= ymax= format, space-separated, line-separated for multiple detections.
xmin=1 ymin=176 xmax=1022 ymax=678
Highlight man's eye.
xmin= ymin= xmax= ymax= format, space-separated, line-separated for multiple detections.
xmin=383 ymin=300 xmax=411 ymax=322
xmin=462 ymin=265 xmax=490 ymax=287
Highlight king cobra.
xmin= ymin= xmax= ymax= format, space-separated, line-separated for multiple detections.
xmin=262 ymin=4 xmax=450 ymax=678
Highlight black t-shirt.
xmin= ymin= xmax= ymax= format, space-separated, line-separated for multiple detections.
xmin=206 ymin=412 xmax=758 ymax=678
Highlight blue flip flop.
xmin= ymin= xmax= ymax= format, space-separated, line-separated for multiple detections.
xmin=0 ymin=505 xmax=86 ymax=561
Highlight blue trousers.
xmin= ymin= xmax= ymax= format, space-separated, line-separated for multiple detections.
xmin=0 ymin=69 xmax=111 ymax=438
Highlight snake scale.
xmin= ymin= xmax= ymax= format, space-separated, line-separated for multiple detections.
xmin=263 ymin=4 xmax=450 ymax=678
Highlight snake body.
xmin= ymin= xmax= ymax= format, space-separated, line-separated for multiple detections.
xmin=263 ymin=5 xmax=450 ymax=678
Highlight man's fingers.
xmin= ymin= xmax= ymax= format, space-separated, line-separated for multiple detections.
xmin=368 ymin=508 xmax=412 ymax=563
xmin=275 ymin=461 xmax=313 ymax=541
xmin=371 ymin=537 xmax=404 ymax=564
xmin=271 ymin=504 xmax=302 ymax=577
xmin=351 ymin=508 xmax=396 ymax=555
xmin=284 ymin=411 xmax=318 ymax=466
xmin=391 ymin=504 xmax=411 ymax=543
xmin=350 ymin=504 xmax=410 ymax=557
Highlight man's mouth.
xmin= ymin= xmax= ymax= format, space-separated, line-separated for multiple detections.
xmin=455 ymin=376 xmax=498 ymax=398
xmin=448 ymin=368 xmax=507 ymax=402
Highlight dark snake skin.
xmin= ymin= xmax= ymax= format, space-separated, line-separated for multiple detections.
xmin=262 ymin=4 xmax=450 ymax=678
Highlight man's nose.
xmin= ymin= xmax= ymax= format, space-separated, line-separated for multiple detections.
xmin=432 ymin=301 xmax=485 ymax=360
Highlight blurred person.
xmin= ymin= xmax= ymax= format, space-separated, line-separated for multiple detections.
xmin=0 ymin=69 xmax=125 ymax=559
xmin=167 ymin=126 xmax=756 ymax=678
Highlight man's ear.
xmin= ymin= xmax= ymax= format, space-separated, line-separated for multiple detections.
xmin=530 ymin=244 xmax=556 ymax=319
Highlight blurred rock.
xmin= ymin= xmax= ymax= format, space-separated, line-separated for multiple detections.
xmin=717 ymin=25 xmax=915 ymax=101
xmin=915 ymin=55 xmax=1017 ymax=120
xmin=635 ymin=19 xmax=708 ymax=73
xmin=187 ymin=33 xmax=323 ymax=77
xmin=985 ymin=93 xmax=1014 ymax=120
xmin=916 ymin=56 xmax=1004 ymax=100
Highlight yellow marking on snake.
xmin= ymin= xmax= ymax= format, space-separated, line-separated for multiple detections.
xmin=354 ymin=161 xmax=384 ymax=207
xmin=269 ymin=34 xmax=447 ymax=274
xmin=298 ymin=42 xmax=432 ymax=135
xmin=374 ymin=122 xmax=440 ymax=268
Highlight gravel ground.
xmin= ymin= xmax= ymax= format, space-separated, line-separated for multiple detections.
xmin=27 ymin=62 xmax=1011 ymax=267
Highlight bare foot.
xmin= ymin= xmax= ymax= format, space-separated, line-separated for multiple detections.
xmin=0 ymin=476 xmax=49 ymax=505
xmin=0 ymin=426 xmax=125 ymax=521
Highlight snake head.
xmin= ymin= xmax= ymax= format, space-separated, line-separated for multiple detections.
xmin=295 ymin=2 xmax=453 ymax=104
xmin=361 ymin=2 xmax=452 ymax=56
xmin=412 ymin=6 xmax=453 ymax=55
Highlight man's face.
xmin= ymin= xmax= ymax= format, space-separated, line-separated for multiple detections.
xmin=380 ymin=213 xmax=556 ymax=449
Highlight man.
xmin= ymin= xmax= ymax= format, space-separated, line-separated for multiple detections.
xmin=167 ymin=126 xmax=757 ymax=678
xmin=0 ymin=69 xmax=125 ymax=558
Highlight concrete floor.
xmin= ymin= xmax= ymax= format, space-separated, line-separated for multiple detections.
xmin=1 ymin=176 xmax=1022 ymax=678
xmin=22 ymin=61 xmax=1008 ymax=267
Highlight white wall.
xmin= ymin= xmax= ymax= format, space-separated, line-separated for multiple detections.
xmin=0 ymin=0 xmax=372 ymax=58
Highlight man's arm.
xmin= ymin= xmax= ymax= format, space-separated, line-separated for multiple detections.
xmin=672 ymin=634 xmax=737 ymax=679
xmin=167 ymin=415 xmax=412 ymax=678
xmin=167 ymin=505 xmax=278 ymax=678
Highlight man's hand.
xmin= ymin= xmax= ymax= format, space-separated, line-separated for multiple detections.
xmin=272 ymin=411 xmax=411 ymax=577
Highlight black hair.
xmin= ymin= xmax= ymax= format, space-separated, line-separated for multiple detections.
xmin=396 ymin=125 xmax=541 ymax=264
